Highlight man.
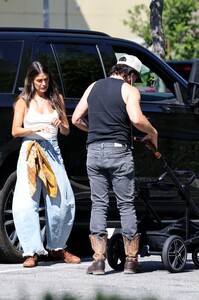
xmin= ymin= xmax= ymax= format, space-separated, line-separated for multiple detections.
xmin=72 ymin=54 xmax=158 ymax=275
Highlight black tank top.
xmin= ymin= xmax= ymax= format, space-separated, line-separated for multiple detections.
xmin=87 ymin=78 xmax=131 ymax=145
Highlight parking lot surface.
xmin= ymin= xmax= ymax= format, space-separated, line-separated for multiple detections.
xmin=0 ymin=254 xmax=199 ymax=300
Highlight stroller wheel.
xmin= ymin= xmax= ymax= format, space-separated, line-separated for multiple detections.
xmin=107 ymin=233 xmax=125 ymax=271
xmin=192 ymin=246 xmax=199 ymax=268
xmin=162 ymin=235 xmax=187 ymax=273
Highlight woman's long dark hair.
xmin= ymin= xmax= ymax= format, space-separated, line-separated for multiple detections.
xmin=15 ymin=61 xmax=65 ymax=120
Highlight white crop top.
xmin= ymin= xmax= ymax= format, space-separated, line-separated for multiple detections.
xmin=24 ymin=106 xmax=59 ymax=140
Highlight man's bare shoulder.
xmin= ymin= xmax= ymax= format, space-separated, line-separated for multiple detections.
xmin=82 ymin=81 xmax=97 ymax=100
xmin=122 ymin=83 xmax=140 ymax=103
xmin=123 ymin=82 xmax=139 ymax=92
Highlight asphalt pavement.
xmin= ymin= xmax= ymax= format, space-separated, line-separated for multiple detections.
xmin=0 ymin=254 xmax=199 ymax=300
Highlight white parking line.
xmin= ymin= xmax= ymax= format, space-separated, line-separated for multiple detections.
xmin=0 ymin=261 xmax=91 ymax=274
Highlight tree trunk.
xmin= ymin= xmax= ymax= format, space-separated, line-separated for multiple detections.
xmin=150 ymin=0 xmax=165 ymax=60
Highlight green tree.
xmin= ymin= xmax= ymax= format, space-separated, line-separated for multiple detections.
xmin=124 ymin=0 xmax=199 ymax=60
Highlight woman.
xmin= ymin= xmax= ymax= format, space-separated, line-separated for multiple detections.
xmin=12 ymin=61 xmax=80 ymax=267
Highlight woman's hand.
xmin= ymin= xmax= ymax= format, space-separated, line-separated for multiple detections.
xmin=35 ymin=125 xmax=50 ymax=133
xmin=51 ymin=117 xmax=62 ymax=128
xmin=51 ymin=117 xmax=69 ymax=136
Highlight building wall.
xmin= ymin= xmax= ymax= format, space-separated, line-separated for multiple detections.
xmin=0 ymin=0 xmax=151 ymax=40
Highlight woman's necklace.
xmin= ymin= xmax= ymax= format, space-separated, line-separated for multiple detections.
xmin=34 ymin=95 xmax=48 ymax=104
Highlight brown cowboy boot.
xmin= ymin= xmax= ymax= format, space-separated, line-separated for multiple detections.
xmin=123 ymin=234 xmax=141 ymax=274
xmin=86 ymin=234 xmax=107 ymax=275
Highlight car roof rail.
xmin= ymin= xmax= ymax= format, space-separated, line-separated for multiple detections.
xmin=0 ymin=27 xmax=110 ymax=37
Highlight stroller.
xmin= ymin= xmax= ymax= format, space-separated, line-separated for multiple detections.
xmin=107 ymin=138 xmax=199 ymax=273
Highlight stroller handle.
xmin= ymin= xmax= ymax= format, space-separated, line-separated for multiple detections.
xmin=133 ymin=136 xmax=161 ymax=159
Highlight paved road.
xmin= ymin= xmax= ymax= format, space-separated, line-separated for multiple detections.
xmin=0 ymin=254 xmax=199 ymax=300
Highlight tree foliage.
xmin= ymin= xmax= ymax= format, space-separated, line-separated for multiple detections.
xmin=123 ymin=0 xmax=199 ymax=60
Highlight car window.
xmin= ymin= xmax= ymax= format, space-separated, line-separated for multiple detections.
xmin=0 ymin=41 xmax=22 ymax=93
xmin=37 ymin=42 xmax=64 ymax=95
xmin=135 ymin=65 xmax=176 ymax=102
xmin=100 ymin=45 xmax=180 ymax=104
xmin=52 ymin=43 xmax=104 ymax=98
xmin=114 ymin=51 xmax=175 ymax=102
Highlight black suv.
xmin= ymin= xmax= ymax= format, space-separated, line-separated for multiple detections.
xmin=0 ymin=27 xmax=199 ymax=263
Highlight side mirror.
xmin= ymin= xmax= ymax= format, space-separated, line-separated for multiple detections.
xmin=188 ymin=59 xmax=199 ymax=106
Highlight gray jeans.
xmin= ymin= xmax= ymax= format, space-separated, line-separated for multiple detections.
xmin=87 ymin=142 xmax=138 ymax=240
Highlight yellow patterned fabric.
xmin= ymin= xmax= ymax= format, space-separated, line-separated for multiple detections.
xmin=26 ymin=141 xmax=58 ymax=198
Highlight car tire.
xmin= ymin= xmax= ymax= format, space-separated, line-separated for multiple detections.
xmin=0 ymin=171 xmax=46 ymax=263
xmin=0 ymin=171 xmax=23 ymax=262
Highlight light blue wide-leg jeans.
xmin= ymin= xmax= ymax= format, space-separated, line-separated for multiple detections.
xmin=12 ymin=138 xmax=75 ymax=257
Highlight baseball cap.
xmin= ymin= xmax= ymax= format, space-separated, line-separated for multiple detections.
xmin=116 ymin=54 xmax=142 ymax=74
